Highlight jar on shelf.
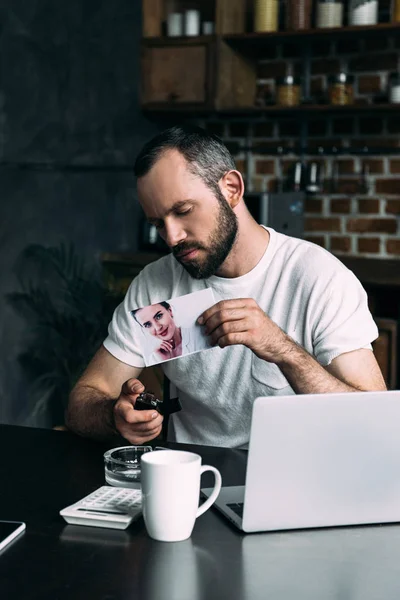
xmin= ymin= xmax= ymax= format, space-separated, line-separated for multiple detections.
xmin=276 ymin=75 xmax=302 ymax=107
xmin=167 ymin=12 xmax=184 ymax=37
xmin=254 ymin=0 xmax=279 ymax=32
xmin=389 ymin=72 xmax=400 ymax=103
xmin=316 ymin=0 xmax=344 ymax=28
xmin=393 ymin=0 xmax=400 ymax=21
xmin=285 ymin=0 xmax=312 ymax=30
xmin=184 ymin=10 xmax=201 ymax=36
xmin=328 ymin=72 xmax=355 ymax=105
xmin=348 ymin=0 xmax=378 ymax=26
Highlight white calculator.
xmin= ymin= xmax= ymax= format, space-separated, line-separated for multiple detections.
xmin=60 ymin=486 xmax=142 ymax=530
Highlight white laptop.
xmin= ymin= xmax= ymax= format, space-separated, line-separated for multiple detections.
xmin=202 ymin=390 xmax=400 ymax=533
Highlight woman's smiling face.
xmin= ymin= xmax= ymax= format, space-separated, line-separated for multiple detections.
xmin=136 ymin=304 xmax=176 ymax=340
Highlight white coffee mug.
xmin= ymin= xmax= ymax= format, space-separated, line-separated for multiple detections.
xmin=141 ymin=450 xmax=222 ymax=542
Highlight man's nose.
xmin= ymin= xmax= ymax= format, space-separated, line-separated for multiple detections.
xmin=163 ymin=220 xmax=186 ymax=248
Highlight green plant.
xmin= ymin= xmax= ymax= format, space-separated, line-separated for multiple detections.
xmin=7 ymin=243 xmax=124 ymax=427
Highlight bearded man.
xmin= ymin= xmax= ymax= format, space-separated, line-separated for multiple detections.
xmin=66 ymin=126 xmax=386 ymax=448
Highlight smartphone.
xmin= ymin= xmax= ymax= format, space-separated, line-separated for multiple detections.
xmin=0 ymin=521 xmax=26 ymax=552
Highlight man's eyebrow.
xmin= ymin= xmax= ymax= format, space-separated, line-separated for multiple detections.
xmin=147 ymin=200 xmax=194 ymax=223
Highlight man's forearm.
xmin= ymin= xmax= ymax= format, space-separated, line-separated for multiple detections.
xmin=65 ymin=385 xmax=119 ymax=441
xmin=276 ymin=342 xmax=358 ymax=395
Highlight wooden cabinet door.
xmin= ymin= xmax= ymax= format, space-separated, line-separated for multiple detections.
xmin=141 ymin=41 xmax=213 ymax=107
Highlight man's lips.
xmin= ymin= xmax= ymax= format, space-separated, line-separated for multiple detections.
xmin=175 ymin=248 xmax=199 ymax=261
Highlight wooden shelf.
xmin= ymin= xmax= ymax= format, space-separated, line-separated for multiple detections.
xmin=143 ymin=103 xmax=400 ymax=118
xmin=142 ymin=24 xmax=400 ymax=48
xmin=218 ymin=103 xmax=400 ymax=116
xmin=220 ymin=104 xmax=400 ymax=116
xmin=140 ymin=17 xmax=400 ymax=123
xmin=223 ymin=22 xmax=400 ymax=56
xmin=142 ymin=35 xmax=217 ymax=47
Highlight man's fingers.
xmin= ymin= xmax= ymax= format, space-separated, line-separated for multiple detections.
xmin=204 ymin=309 xmax=249 ymax=336
xmin=217 ymin=317 xmax=254 ymax=337
xmin=123 ymin=425 xmax=163 ymax=445
xmin=199 ymin=300 xmax=249 ymax=326
xmin=135 ymin=422 xmax=163 ymax=436
xmin=116 ymin=400 xmax=162 ymax=424
xmin=217 ymin=332 xmax=248 ymax=349
xmin=133 ymin=413 xmax=164 ymax=431
xmin=121 ymin=378 xmax=145 ymax=398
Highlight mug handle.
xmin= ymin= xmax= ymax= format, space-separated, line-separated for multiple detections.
xmin=196 ymin=465 xmax=222 ymax=518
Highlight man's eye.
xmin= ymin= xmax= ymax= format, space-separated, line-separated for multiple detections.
xmin=177 ymin=208 xmax=192 ymax=216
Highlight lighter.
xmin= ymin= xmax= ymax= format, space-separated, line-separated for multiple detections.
xmin=134 ymin=391 xmax=182 ymax=416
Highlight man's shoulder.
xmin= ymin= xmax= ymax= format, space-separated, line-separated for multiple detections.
xmin=271 ymin=231 xmax=353 ymax=291
xmin=274 ymin=231 xmax=348 ymax=273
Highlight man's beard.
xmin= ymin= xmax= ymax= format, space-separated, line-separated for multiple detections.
xmin=173 ymin=189 xmax=238 ymax=279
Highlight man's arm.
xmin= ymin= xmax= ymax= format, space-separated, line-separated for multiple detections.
xmin=277 ymin=345 xmax=386 ymax=393
xmin=200 ymin=299 xmax=387 ymax=393
xmin=66 ymin=346 xmax=164 ymax=442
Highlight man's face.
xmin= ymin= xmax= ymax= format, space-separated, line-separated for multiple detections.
xmin=136 ymin=304 xmax=176 ymax=340
xmin=137 ymin=150 xmax=238 ymax=279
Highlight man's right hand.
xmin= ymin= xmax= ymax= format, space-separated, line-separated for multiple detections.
xmin=113 ymin=379 xmax=164 ymax=444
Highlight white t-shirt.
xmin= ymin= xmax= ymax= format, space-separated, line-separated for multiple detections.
xmin=104 ymin=228 xmax=379 ymax=448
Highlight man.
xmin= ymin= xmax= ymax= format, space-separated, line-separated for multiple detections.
xmin=66 ymin=126 xmax=386 ymax=448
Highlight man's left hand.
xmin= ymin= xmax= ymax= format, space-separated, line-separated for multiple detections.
xmin=199 ymin=299 xmax=294 ymax=365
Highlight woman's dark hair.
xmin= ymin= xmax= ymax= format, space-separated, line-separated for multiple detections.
xmin=133 ymin=125 xmax=236 ymax=196
xmin=131 ymin=301 xmax=171 ymax=326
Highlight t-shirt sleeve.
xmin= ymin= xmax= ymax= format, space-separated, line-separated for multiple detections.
xmin=103 ymin=277 xmax=146 ymax=368
xmin=312 ymin=267 xmax=379 ymax=366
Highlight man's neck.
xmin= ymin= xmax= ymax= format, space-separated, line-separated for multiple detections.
xmin=215 ymin=222 xmax=270 ymax=279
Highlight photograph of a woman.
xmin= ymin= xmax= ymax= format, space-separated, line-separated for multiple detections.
xmin=131 ymin=289 xmax=215 ymax=367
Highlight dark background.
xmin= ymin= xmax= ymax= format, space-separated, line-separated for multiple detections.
xmin=0 ymin=1 xmax=156 ymax=426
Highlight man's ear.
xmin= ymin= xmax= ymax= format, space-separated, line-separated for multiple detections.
xmin=219 ymin=170 xmax=244 ymax=209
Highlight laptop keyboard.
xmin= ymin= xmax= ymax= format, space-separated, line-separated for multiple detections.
xmin=227 ymin=502 xmax=244 ymax=518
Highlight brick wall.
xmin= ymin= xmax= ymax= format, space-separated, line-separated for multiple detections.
xmin=205 ymin=33 xmax=400 ymax=259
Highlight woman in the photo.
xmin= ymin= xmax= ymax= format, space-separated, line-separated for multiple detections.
xmin=131 ymin=301 xmax=209 ymax=365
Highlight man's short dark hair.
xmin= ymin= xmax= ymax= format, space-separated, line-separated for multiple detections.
xmin=133 ymin=125 xmax=236 ymax=195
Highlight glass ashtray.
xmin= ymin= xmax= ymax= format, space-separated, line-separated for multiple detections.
xmin=104 ymin=446 xmax=153 ymax=488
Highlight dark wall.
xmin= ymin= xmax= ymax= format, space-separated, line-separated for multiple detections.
xmin=0 ymin=1 xmax=157 ymax=426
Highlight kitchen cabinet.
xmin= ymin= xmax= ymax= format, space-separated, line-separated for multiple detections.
xmin=141 ymin=0 xmax=255 ymax=110
xmin=141 ymin=37 xmax=256 ymax=110
xmin=142 ymin=0 xmax=246 ymax=38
